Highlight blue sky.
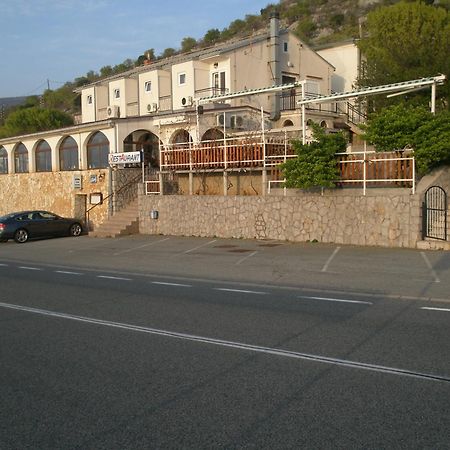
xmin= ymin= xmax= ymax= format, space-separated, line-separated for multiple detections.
xmin=0 ymin=0 xmax=270 ymax=98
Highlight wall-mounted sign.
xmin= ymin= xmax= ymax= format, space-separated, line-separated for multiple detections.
xmin=108 ymin=151 xmax=142 ymax=165
xmin=73 ymin=175 xmax=82 ymax=189
xmin=90 ymin=193 xmax=103 ymax=205
xmin=90 ymin=174 xmax=97 ymax=184
xmin=156 ymin=115 xmax=187 ymax=126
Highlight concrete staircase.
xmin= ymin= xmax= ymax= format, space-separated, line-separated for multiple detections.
xmin=89 ymin=199 xmax=139 ymax=238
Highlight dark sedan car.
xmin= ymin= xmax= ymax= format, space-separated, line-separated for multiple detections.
xmin=0 ymin=210 xmax=83 ymax=243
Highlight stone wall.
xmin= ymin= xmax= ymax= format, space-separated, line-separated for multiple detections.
xmin=139 ymin=188 xmax=422 ymax=248
xmin=0 ymin=169 xmax=111 ymax=228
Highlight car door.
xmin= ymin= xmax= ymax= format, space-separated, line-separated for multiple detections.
xmin=36 ymin=211 xmax=64 ymax=236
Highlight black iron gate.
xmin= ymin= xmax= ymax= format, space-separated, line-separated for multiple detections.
xmin=422 ymin=186 xmax=448 ymax=240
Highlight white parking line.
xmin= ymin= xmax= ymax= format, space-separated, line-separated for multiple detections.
xmin=298 ymin=295 xmax=372 ymax=305
xmin=19 ymin=266 xmax=43 ymax=271
xmin=97 ymin=275 xmax=132 ymax=281
xmin=183 ymin=240 xmax=217 ymax=254
xmin=113 ymin=238 xmax=170 ymax=256
xmin=321 ymin=246 xmax=341 ymax=272
xmin=1 ymin=301 xmax=449 ymax=383
xmin=421 ymin=307 xmax=450 ymax=313
xmin=215 ymin=288 xmax=267 ymax=295
xmin=236 ymin=251 xmax=258 ymax=266
xmin=152 ymin=281 xmax=191 ymax=287
xmin=55 ymin=271 xmax=83 ymax=276
xmin=420 ymin=252 xmax=440 ymax=283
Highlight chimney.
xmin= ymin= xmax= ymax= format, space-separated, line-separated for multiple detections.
xmin=269 ymin=12 xmax=281 ymax=121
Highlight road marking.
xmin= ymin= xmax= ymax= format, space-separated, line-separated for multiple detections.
xmin=215 ymin=288 xmax=267 ymax=295
xmin=97 ymin=275 xmax=132 ymax=281
xmin=55 ymin=270 xmax=83 ymax=276
xmin=420 ymin=252 xmax=440 ymax=283
xmin=298 ymin=295 xmax=372 ymax=305
xmin=0 ymin=263 xmax=9 ymax=266
xmin=152 ymin=281 xmax=191 ymax=287
xmin=1 ymin=301 xmax=449 ymax=384
xmin=19 ymin=266 xmax=43 ymax=271
xmin=236 ymin=251 xmax=258 ymax=266
xmin=322 ymin=246 xmax=341 ymax=272
xmin=113 ymin=238 xmax=170 ymax=256
xmin=183 ymin=240 xmax=217 ymax=254
xmin=421 ymin=307 xmax=450 ymax=313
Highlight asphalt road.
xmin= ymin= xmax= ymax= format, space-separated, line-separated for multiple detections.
xmin=1 ymin=235 xmax=450 ymax=449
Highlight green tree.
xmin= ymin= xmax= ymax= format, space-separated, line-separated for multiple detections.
xmin=281 ymin=124 xmax=345 ymax=189
xmin=362 ymin=103 xmax=450 ymax=174
xmin=181 ymin=37 xmax=197 ymax=53
xmin=160 ymin=47 xmax=176 ymax=59
xmin=203 ymin=28 xmax=221 ymax=45
xmin=0 ymin=107 xmax=73 ymax=138
xmin=357 ymin=1 xmax=450 ymax=109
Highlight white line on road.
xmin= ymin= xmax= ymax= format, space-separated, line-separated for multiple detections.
xmin=152 ymin=281 xmax=191 ymax=287
xmin=236 ymin=251 xmax=258 ymax=266
xmin=97 ymin=275 xmax=132 ymax=281
xmin=113 ymin=238 xmax=170 ymax=256
xmin=298 ymin=296 xmax=372 ymax=305
xmin=215 ymin=288 xmax=267 ymax=295
xmin=420 ymin=252 xmax=440 ymax=283
xmin=183 ymin=240 xmax=217 ymax=254
xmin=421 ymin=307 xmax=450 ymax=313
xmin=55 ymin=271 xmax=83 ymax=276
xmin=0 ymin=263 xmax=9 ymax=266
xmin=0 ymin=301 xmax=449 ymax=383
xmin=19 ymin=266 xmax=43 ymax=271
xmin=321 ymin=246 xmax=341 ymax=272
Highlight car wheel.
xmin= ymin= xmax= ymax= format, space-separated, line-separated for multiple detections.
xmin=69 ymin=223 xmax=82 ymax=237
xmin=14 ymin=229 xmax=29 ymax=243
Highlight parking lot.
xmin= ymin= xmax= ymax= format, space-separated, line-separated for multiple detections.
xmin=1 ymin=234 xmax=449 ymax=302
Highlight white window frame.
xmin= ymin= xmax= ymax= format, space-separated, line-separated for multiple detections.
xmin=283 ymin=41 xmax=288 ymax=53
xmin=144 ymin=81 xmax=152 ymax=93
xmin=87 ymin=95 xmax=93 ymax=105
xmin=178 ymin=72 xmax=186 ymax=86
xmin=114 ymin=88 xmax=120 ymax=99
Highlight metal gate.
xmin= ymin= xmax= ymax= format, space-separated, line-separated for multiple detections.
xmin=422 ymin=186 xmax=447 ymax=240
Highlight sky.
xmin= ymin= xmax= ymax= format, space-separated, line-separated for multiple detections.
xmin=0 ymin=0 xmax=271 ymax=98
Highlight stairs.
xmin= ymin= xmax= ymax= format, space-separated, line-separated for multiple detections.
xmin=89 ymin=199 xmax=139 ymax=238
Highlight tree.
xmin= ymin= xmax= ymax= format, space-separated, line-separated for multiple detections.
xmin=281 ymin=124 xmax=346 ymax=189
xmin=357 ymin=1 xmax=450 ymax=110
xmin=203 ymin=28 xmax=221 ymax=45
xmin=0 ymin=107 xmax=73 ymax=138
xmin=362 ymin=103 xmax=450 ymax=174
xmin=181 ymin=37 xmax=197 ymax=53
xmin=160 ymin=47 xmax=176 ymax=59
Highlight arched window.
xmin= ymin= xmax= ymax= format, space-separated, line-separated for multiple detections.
xmin=87 ymin=132 xmax=109 ymax=169
xmin=35 ymin=140 xmax=52 ymax=172
xmin=282 ymin=119 xmax=294 ymax=127
xmin=171 ymin=129 xmax=192 ymax=144
xmin=0 ymin=146 xmax=8 ymax=174
xmin=14 ymin=143 xmax=28 ymax=173
xmin=60 ymin=136 xmax=79 ymax=171
xmin=201 ymin=129 xmax=224 ymax=141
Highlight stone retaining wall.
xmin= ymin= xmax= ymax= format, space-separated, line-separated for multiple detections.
xmin=139 ymin=188 xmax=422 ymax=248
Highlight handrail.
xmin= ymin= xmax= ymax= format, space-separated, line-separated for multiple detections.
xmin=85 ymin=173 xmax=142 ymax=231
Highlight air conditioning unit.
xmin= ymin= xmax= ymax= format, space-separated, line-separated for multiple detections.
xmin=181 ymin=96 xmax=193 ymax=107
xmin=147 ymin=103 xmax=158 ymax=113
xmin=230 ymin=115 xmax=245 ymax=129
xmin=106 ymin=105 xmax=120 ymax=118
xmin=216 ymin=113 xmax=231 ymax=127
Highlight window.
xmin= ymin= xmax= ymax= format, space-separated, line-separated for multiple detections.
xmin=87 ymin=132 xmax=109 ymax=169
xmin=283 ymin=41 xmax=288 ymax=53
xmin=14 ymin=143 xmax=28 ymax=173
xmin=144 ymin=81 xmax=152 ymax=93
xmin=59 ymin=136 xmax=79 ymax=171
xmin=114 ymin=88 xmax=120 ymax=99
xmin=87 ymin=95 xmax=93 ymax=105
xmin=0 ymin=146 xmax=7 ymax=174
xmin=35 ymin=140 xmax=52 ymax=172
xmin=212 ymin=71 xmax=226 ymax=95
xmin=178 ymin=73 xmax=186 ymax=85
